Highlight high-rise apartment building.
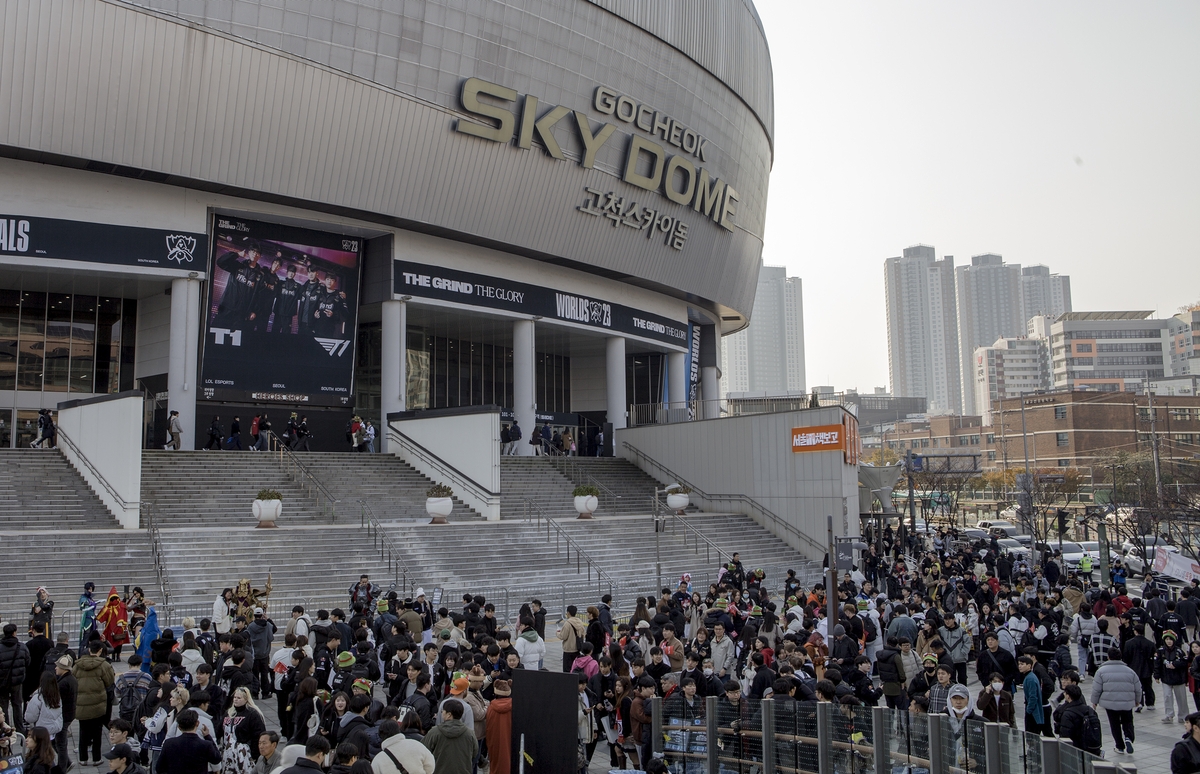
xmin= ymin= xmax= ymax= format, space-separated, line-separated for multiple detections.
xmin=884 ymin=245 xmax=961 ymax=413
xmin=955 ymin=254 xmax=1023 ymax=415
xmin=1050 ymin=311 xmax=1170 ymax=392
xmin=1169 ymin=308 xmax=1200 ymax=376
xmin=973 ymin=336 xmax=1052 ymax=425
xmin=720 ymin=264 xmax=805 ymax=396
xmin=1020 ymin=265 xmax=1072 ymax=322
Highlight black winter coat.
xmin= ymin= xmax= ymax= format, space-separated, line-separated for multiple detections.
xmin=0 ymin=636 xmax=30 ymax=687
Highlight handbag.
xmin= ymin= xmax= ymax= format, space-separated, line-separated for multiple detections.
xmin=307 ymin=698 xmax=320 ymax=735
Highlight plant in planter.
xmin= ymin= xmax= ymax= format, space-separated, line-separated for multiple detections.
xmin=253 ymin=488 xmax=283 ymax=528
xmin=426 ymin=483 xmax=454 ymax=524
xmin=665 ymin=484 xmax=692 ymax=512
xmin=572 ymin=484 xmax=600 ymax=519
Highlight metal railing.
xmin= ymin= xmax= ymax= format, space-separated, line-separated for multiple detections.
xmin=387 ymin=429 xmax=500 ymax=508
xmin=624 ymin=442 xmax=828 ymax=559
xmin=661 ymin=502 xmax=730 ymax=567
xmin=650 ymin=695 xmax=1108 ymax=774
xmin=142 ymin=501 xmax=173 ymax=622
xmin=629 ymin=393 xmax=855 ymax=427
xmin=55 ymin=425 xmax=138 ymax=512
xmin=266 ymin=431 xmax=338 ymax=522
xmin=521 ymin=497 xmax=616 ymax=596
xmin=358 ymin=498 xmax=415 ymax=595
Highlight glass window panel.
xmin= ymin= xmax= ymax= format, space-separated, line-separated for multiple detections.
xmin=471 ymin=342 xmax=483 ymax=406
xmin=95 ymin=297 xmax=122 ymax=394
xmin=17 ymin=291 xmax=46 ymax=391
xmin=0 ymin=408 xmax=10 ymax=448
xmin=70 ymin=294 xmax=97 ymax=393
xmin=433 ymin=336 xmax=447 ymax=408
xmin=119 ymin=299 xmax=137 ymax=392
xmin=0 ymin=289 xmax=18 ymax=391
xmin=43 ymin=293 xmax=72 ymax=392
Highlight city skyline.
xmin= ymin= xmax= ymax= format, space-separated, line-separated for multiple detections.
xmin=753 ymin=1 xmax=1200 ymax=393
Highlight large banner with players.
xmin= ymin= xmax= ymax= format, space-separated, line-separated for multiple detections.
xmin=199 ymin=215 xmax=363 ymax=407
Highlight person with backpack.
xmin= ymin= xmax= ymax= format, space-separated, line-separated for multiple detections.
xmin=1054 ymin=684 xmax=1104 ymax=757
xmin=938 ymin=616 xmax=972 ymax=686
xmin=114 ymin=654 xmax=154 ymax=726
xmin=205 ymin=415 xmax=224 ymax=450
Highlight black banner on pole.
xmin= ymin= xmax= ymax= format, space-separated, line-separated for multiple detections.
xmin=510 ymin=669 xmax=578 ymax=774
xmin=199 ymin=215 xmax=363 ymax=407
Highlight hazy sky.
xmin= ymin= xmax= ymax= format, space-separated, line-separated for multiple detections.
xmin=753 ymin=1 xmax=1200 ymax=392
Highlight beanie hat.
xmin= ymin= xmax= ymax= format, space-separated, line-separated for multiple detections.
xmin=376 ymin=599 xmax=389 ymax=612
xmin=337 ymin=652 xmax=356 ymax=669
xmin=833 ymin=625 xmax=846 ymax=637
xmin=351 ymin=678 xmax=372 ymax=693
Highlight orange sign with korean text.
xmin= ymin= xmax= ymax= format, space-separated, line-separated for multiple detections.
xmin=791 ymin=424 xmax=844 ymax=453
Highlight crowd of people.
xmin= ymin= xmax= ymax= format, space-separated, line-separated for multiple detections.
xmin=7 ymin=533 xmax=1200 ymax=773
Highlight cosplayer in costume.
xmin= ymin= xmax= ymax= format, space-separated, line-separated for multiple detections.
xmin=78 ymin=582 xmax=98 ymax=651
xmin=135 ymin=604 xmax=160 ymax=674
xmin=96 ymin=586 xmax=131 ymax=660
xmin=232 ymin=576 xmax=272 ymax=622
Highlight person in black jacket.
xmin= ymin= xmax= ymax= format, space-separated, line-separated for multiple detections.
xmin=1172 ymin=712 xmax=1200 ymax=774
xmin=273 ymin=264 xmax=302 ymax=334
xmin=213 ymin=247 xmax=262 ymax=329
xmin=845 ymin=656 xmax=883 ymax=706
xmin=1052 ymin=685 xmax=1102 ymax=756
xmin=977 ymin=632 xmax=1019 ymax=692
xmin=156 ymin=709 xmax=221 ymax=774
xmin=875 ymin=638 xmax=907 ymax=708
xmin=828 ymin=625 xmax=859 ymax=672
xmin=1124 ymin=624 xmax=1158 ymax=711
xmin=204 ymin=415 xmax=224 ymax=451
xmin=336 ymin=694 xmax=374 ymax=759
xmin=0 ymin=623 xmax=30 ymax=729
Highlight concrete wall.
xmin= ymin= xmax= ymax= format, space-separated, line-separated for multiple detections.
xmin=617 ymin=407 xmax=860 ymax=559
xmin=56 ymin=392 xmax=143 ymax=529
xmin=387 ymin=407 xmax=501 ymax=521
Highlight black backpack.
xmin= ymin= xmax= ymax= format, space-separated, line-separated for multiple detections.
xmin=862 ymin=615 xmax=878 ymax=643
xmin=1080 ymin=705 xmax=1103 ymax=750
xmin=116 ymin=675 xmax=144 ymax=723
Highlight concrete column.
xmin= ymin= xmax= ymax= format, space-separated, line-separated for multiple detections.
xmin=702 ymin=366 xmax=720 ymax=419
xmin=513 ymin=318 xmax=536 ymax=455
xmin=606 ymin=335 xmax=627 ymax=430
xmin=667 ymin=351 xmax=687 ymax=405
xmin=168 ymin=277 xmax=201 ymax=449
xmin=380 ymin=299 xmax=406 ymax=452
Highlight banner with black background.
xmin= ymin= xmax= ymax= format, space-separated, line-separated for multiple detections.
xmin=200 ymin=216 xmax=363 ymax=407
xmin=0 ymin=214 xmax=208 ymax=269
xmin=393 ymin=259 xmax=687 ymax=347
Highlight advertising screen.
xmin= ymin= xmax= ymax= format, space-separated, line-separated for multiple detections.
xmin=199 ymin=216 xmax=362 ymax=407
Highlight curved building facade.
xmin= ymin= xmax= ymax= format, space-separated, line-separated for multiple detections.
xmin=0 ymin=0 xmax=773 ymax=450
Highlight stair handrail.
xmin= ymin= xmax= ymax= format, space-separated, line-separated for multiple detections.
xmin=387 ymin=429 xmax=500 ymax=502
xmin=521 ymin=497 xmax=616 ymax=593
xmin=265 ymin=431 xmax=338 ymax=522
xmin=358 ymin=499 xmax=413 ymax=594
xmin=546 ymin=457 xmax=623 ymax=514
xmin=142 ymin=500 xmax=174 ymax=622
xmin=623 ymin=442 xmax=827 ymax=558
xmin=658 ymin=498 xmax=731 ymax=568
xmin=53 ymin=425 xmax=137 ymax=511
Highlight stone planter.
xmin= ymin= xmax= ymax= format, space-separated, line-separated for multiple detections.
xmin=426 ymin=496 xmax=453 ymax=525
xmin=666 ymin=493 xmax=690 ymax=512
xmin=574 ymin=494 xmax=598 ymax=519
xmin=253 ymin=499 xmax=281 ymax=528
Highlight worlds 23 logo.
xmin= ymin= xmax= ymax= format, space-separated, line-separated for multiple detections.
xmin=166 ymin=234 xmax=197 ymax=264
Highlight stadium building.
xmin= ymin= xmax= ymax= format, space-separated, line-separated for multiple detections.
xmin=0 ymin=0 xmax=774 ymax=451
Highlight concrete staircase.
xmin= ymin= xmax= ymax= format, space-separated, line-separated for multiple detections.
xmin=499 ymin=456 xmax=578 ymax=519
xmin=548 ymin=456 xmax=671 ymax=515
xmin=0 ymin=530 xmax=157 ymax=626
xmin=141 ymin=450 xmax=327 ymax=527
xmin=154 ymin=509 xmax=821 ymax=624
xmin=291 ymin=453 xmax=478 ymax=522
xmin=0 ymin=449 xmax=122 ymax=529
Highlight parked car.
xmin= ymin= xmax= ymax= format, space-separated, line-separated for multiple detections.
xmin=1123 ymin=544 xmax=1179 ymax=576
xmin=1077 ymin=541 xmax=1121 ymax=566
xmin=960 ymin=527 xmax=990 ymax=542
xmin=995 ymin=538 xmax=1031 ymax=560
xmin=1054 ymin=541 xmax=1087 ymax=569
xmin=977 ymin=519 xmax=1017 ymax=532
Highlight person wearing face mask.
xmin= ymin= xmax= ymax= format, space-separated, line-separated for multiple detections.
xmin=976 ymin=672 xmax=1016 ymax=727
